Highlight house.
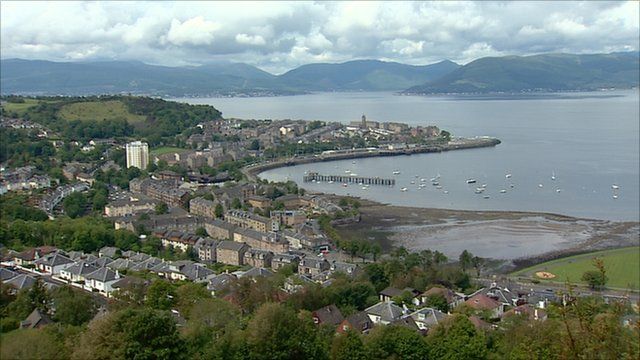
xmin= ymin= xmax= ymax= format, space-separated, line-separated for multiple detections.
xmin=204 ymin=219 xmax=236 ymax=240
xmin=111 ymin=276 xmax=149 ymax=297
xmin=99 ymin=246 xmax=119 ymax=258
xmin=246 ymin=195 xmax=272 ymax=210
xmin=34 ymin=252 xmax=74 ymax=275
xmin=503 ymin=304 xmax=547 ymax=321
xmin=243 ymin=249 xmax=274 ymax=268
xmin=270 ymin=210 xmax=307 ymax=227
xmin=298 ymin=258 xmax=330 ymax=277
xmin=330 ymin=261 xmax=359 ymax=277
xmin=337 ymin=311 xmax=374 ymax=334
xmin=482 ymin=283 xmax=523 ymax=307
xmin=239 ymin=267 xmax=274 ymax=279
xmin=20 ymin=309 xmax=52 ymax=329
xmin=379 ymin=286 xmax=421 ymax=305
xmin=104 ymin=196 xmax=157 ymax=217
xmin=283 ymin=274 xmax=314 ymax=293
xmin=233 ymin=228 xmax=289 ymax=253
xmin=274 ymin=194 xmax=304 ymax=209
xmin=189 ymin=197 xmax=218 ymax=219
xmin=365 ymin=301 xmax=405 ymax=325
xmin=59 ymin=261 xmax=98 ymax=283
xmin=5 ymin=274 xmax=37 ymax=292
xmin=156 ymin=230 xmax=201 ymax=252
xmin=107 ymin=258 xmax=138 ymax=271
xmin=207 ymin=273 xmax=237 ymax=296
xmin=312 ymin=304 xmax=344 ymax=326
xmin=217 ymin=241 xmax=249 ymax=266
xmin=14 ymin=246 xmax=58 ymax=266
xmin=0 ymin=268 xmax=17 ymax=281
xmin=195 ymin=237 xmax=218 ymax=263
xmin=408 ymin=307 xmax=449 ymax=332
xmin=468 ymin=315 xmax=492 ymax=331
xmin=130 ymin=257 xmax=163 ymax=271
xmin=464 ymin=293 xmax=504 ymax=319
xmin=420 ymin=286 xmax=465 ymax=309
xmin=85 ymin=267 xmax=120 ymax=295
xmin=226 ymin=209 xmax=279 ymax=233
xmin=390 ymin=317 xmax=420 ymax=332
xmin=271 ymin=253 xmax=301 ymax=271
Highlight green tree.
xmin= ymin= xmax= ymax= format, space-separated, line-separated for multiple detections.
xmin=214 ymin=203 xmax=224 ymax=218
xmin=155 ymin=202 xmax=168 ymax=215
xmin=459 ymin=250 xmax=473 ymax=272
xmin=331 ymin=330 xmax=367 ymax=360
xmin=425 ymin=293 xmax=450 ymax=313
xmin=364 ymin=325 xmax=429 ymax=360
xmin=51 ymin=285 xmax=96 ymax=326
xmin=195 ymin=227 xmax=208 ymax=237
xmin=146 ymin=280 xmax=176 ymax=310
xmin=63 ymin=192 xmax=87 ymax=218
xmin=1 ymin=327 xmax=69 ymax=360
xmin=231 ymin=197 xmax=242 ymax=209
xmin=427 ymin=314 xmax=487 ymax=360
xmin=582 ymin=270 xmax=606 ymax=290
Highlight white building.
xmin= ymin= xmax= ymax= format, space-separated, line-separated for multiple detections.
xmin=126 ymin=141 xmax=149 ymax=169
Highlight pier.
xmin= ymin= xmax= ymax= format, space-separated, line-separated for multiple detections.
xmin=303 ymin=172 xmax=395 ymax=186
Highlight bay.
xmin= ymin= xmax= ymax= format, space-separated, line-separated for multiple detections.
xmin=177 ymin=90 xmax=639 ymax=221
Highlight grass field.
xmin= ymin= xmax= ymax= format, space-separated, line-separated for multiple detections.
xmin=58 ymin=100 xmax=147 ymax=123
xmin=150 ymin=146 xmax=190 ymax=156
xmin=1 ymin=98 xmax=46 ymax=115
xmin=512 ymin=247 xmax=640 ymax=290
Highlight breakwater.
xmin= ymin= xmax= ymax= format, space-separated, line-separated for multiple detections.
xmin=303 ymin=172 xmax=395 ymax=186
xmin=245 ymin=137 xmax=501 ymax=181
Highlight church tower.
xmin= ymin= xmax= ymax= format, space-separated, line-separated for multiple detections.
xmin=361 ymin=114 xmax=367 ymax=128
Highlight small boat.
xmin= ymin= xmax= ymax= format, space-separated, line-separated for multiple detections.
xmin=361 ymin=186 xmax=367 ymax=190
xmin=420 ymin=178 xmax=427 ymax=182
xmin=510 ymin=184 xmax=515 ymax=188
xmin=432 ymin=181 xmax=440 ymax=186
xmin=436 ymin=185 xmax=443 ymax=189
xmin=556 ymin=189 xmax=562 ymax=193
xmin=342 ymin=183 xmax=348 ymax=187
xmin=328 ymin=181 xmax=333 ymax=184
xmin=475 ymin=188 xmax=484 ymax=194
xmin=613 ymin=194 xmax=618 ymax=199
xmin=393 ymin=170 xmax=401 ymax=175
xmin=352 ymin=161 xmax=356 ymax=164
xmin=538 ymin=184 xmax=544 ymax=188
xmin=612 ymin=184 xmax=620 ymax=190
xmin=466 ymin=179 xmax=477 ymax=184
xmin=400 ymin=187 xmax=408 ymax=192
xmin=415 ymin=175 xmax=419 ymax=178
xmin=345 ymin=170 xmax=351 ymax=173
xmin=551 ymin=172 xmax=556 ymax=181
xmin=505 ymin=174 xmax=512 ymax=179
xmin=483 ymin=195 xmax=490 ymax=199
xmin=410 ymin=181 xmax=415 ymax=184
xmin=481 ymin=184 xmax=487 ymax=188
xmin=350 ymin=173 xmax=358 ymax=176
xmin=443 ymin=190 xmax=449 ymax=194
xmin=500 ymin=189 xmax=507 ymax=193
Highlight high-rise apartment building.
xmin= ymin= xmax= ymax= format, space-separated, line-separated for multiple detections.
xmin=126 ymin=141 xmax=149 ymax=169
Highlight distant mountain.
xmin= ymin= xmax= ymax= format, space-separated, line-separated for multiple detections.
xmin=0 ymin=58 xmax=460 ymax=96
xmin=278 ymin=59 xmax=460 ymax=91
xmin=404 ymin=52 xmax=640 ymax=94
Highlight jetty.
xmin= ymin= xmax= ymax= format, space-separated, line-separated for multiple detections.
xmin=303 ymin=172 xmax=395 ymax=186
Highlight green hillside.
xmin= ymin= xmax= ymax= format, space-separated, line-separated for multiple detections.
xmin=58 ymin=100 xmax=147 ymax=123
xmin=405 ymin=52 xmax=639 ymax=94
xmin=512 ymin=247 xmax=640 ymax=290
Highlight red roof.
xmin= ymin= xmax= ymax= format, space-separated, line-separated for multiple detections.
xmin=465 ymin=293 xmax=501 ymax=310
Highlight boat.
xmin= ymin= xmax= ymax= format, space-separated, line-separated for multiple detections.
xmin=613 ymin=194 xmax=619 ymax=199
xmin=500 ymin=189 xmax=507 ymax=193
xmin=393 ymin=170 xmax=401 ymax=175
xmin=345 ymin=170 xmax=351 ymax=173
xmin=538 ymin=184 xmax=544 ymax=188
xmin=443 ymin=190 xmax=449 ymax=194
xmin=556 ymin=189 xmax=562 ymax=193
xmin=432 ymin=181 xmax=440 ymax=186
xmin=352 ymin=161 xmax=356 ymax=164
xmin=415 ymin=175 xmax=419 ymax=178
xmin=410 ymin=180 xmax=415 ymax=184
xmin=436 ymin=185 xmax=443 ymax=189
xmin=328 ymin=181 xmax=333 ymax=184
xmin=505 ymin=174 xmax=512 ymax=179
xmin=400 ymin=187 xmax=408 ymax=192
xmin=612 ymin=184 xmax=620 ymax=190
xmin=483 ymin=195 xmax=490 ymax=199
xmin=361 ymin=186 xmax=367 ymax=190
xmin=481 ymin=184 xmax=487 ymax=188
xmin=420 ymin=178 xmax=427 ymax=182
xmin=350 ymin=173 xmax=358 ymax=176
xmin=551 ymin=171 xmax=556 ymax=181
xmin=342 ymin=183 xmax=348 ymax=187
xmin=510 ymin=184 xmax=515 ymax=188
xmin=466 ymin=179 xmax=477 ymax=184
xmin=475 ymin=188 xmax=484 ymax=194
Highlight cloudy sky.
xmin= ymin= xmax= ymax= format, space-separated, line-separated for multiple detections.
xmin=1 ymin=1 xmax=638 ymax=74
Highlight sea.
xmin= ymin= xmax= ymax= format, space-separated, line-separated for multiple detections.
xmin=177 ymin=90 xmax=640 ymax=221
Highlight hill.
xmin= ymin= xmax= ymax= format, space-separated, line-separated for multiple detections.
xmin=278 ymin=59 xmax=460 ymax=91
xmin=404 ymin=52 xmax=640 ymax=94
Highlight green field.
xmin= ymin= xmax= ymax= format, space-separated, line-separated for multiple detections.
xmin=58 ymin=100 xmax=147 ymax=123
xmin=150 ymin=146 xmax=190 ymax=156
xmin=512 ymin=247 xmax=640 ymax=290
xmin=1 ymin=98 xmax=47 ymax=115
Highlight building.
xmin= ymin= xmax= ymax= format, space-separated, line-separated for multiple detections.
xmin=420 ymin=287 xmax=465 ymax=310
xmin=464 ymin=293 xmax=504 ymax=319
xmin=337 ymin=311 xmax=374 ymax=334
xmin=126 ymin=141 xmax=149 ymax=169
xmin=407 ymin=307 xmax=449 ymax=332
xmin=104 ymin=195 xmax=157 ymax=217
xmin=365 ymin=301 xmax=404 ymax=325
xmin=298 ymin=258 xmax=330 ymax=277
xmin=195 ymin=237 xmax=218 ymax=263
xmin=270 ymin=210 xmax=307 ymax=227
xmin=233 ymin=228 xmax=289 ymax=254
xmin=312 ymin=304 xmax=344 ymax=326
xmin=34 ymin=253 xmax=74 ymax=275
xmin=271 ymin=253 xmax=300 ymax=271
xmin=243 ymin=249 xmax=274 ymax=268
xmin=204 ymin=219 xmax=236 ymax=240
xmin=226 ymin=210 xmax=279 ymax=233
xmin=190 ymin=197 xmax=218 ymax=219
xmin=246 ymin=195 xmax=272 ymax=210
xmin=155 ymin=230 xmax=201 ymax=252
xmin=217 ymin=241 xmax=249 ymax=266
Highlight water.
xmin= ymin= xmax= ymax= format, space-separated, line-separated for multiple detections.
xmin=177 ymin=90 xmax=640 ymax=221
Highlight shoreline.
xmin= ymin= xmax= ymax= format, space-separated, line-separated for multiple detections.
xmin=244 ymin=136 xmax=500 ymax=181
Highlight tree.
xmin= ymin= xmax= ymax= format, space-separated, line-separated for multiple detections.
xmin=425 ymin=293 xmax=450 ymax=313
xmin=155 ymin=202 xmax=168 ymax=215
xmin=582 ymin=271 xmax=606 ymax=290
xmin=248 ymin=139 xmax=260 ymax=151
xmin=51 ymin=285 xmax=96 ymax=326
xmin=63 ymin=192 xmax=87 ymax=218
xmin=231 ymin=197 xmax=242 ymax=209
xmin=195 ymin=227 xmax=208 ymax=237
xmin=364 ymin=325 xmax=429 ymax=360
xmin=1 ymin=328 xmax=69 ymax=360
xmin=331 ymin=330 xmax=367 ymax=360
xmin=427 ymin=314 xmax=487 ymax=359
xmin=245 ymin=303 xmax=328 ymax=360
xmin=471 ymin=256 xmax=485 ymax=277
xmin=459 ymin=250 xmax=473 ymax=272
xmin=146 ymin=280 xmax=176 ymax=310
xmin=214 ymin=203 xmax=224 ymax=218
xmin=175 ymin=283 xmax=210 ymax=317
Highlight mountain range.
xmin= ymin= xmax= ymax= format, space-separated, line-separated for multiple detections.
xmin=1 ymin=52 xmax=638 ymax=97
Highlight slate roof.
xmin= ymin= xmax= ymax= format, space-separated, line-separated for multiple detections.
xmin=99 ymin=246 xmax=118 ymax=258
xmin=365 ymin=301 xmax=404 ymax=323
xmin=207 ymin=273 xmax=236 ymax=292
xmin=465 ymin=294 xmax=502 ymax=310
xmin=20 ymin=309 xmax=52 ymax=329
xmin=343 ymin=311 xmax=374 ymax=333
xmin=313 ymin=304 xmax=344 ymax=326
xmin=409 ymin=307 xmax=449 ymax=328
xmin=64 ymin=261 xmax=98 ymax=276
xmin=111 ymin=276 xmax=149 ymax=289
xmin=6 ymin=274 xmax=37 ymax=290
xmin=240 ymin=267 xmax=274 ymax=279
xmin=181 ymin=264 xmax=214 ymax=281
xmin=92 ymin=256 xmax=114 ymax=268
xmin=0 ymin=268 xmax=18 ymax=281
xmin=34 ymin=253 xmax=74 ymax=267
xmin=390 ymin=316 xmax=420 ymax=331
xmin=217 ymin=241 xmax=248 ymax=251
xmin=107 ymin=258 xmax=138 ymax=270
xmin=86 ymin=267 xmax=118 ymax=282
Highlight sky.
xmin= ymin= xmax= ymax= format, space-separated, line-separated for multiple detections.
xmin=1 ymin=1 xmax=638 ymax=74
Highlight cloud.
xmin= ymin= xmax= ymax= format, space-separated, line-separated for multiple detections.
xmin=0 ymin=1 xmax=638 ymax=74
